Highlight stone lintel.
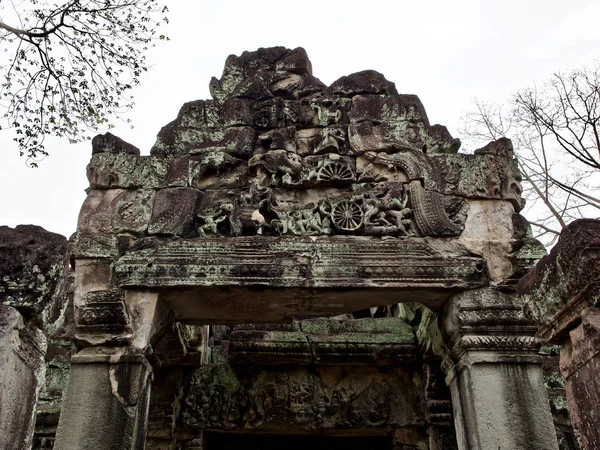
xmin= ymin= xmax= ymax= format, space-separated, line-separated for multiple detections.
xmin=113 ymin=237 xmax=487 ymax=322
xmin=70 ymin=346 xmax=151 ymax=367
xmin=229 ymin=318 xmax=416 ymax=366
xmin=115 ymin=237 xmax=486 ymax=289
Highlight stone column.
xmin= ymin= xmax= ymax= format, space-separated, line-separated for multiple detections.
xmin=0 ymin=306 xmax=47 ymax=450
xmin=518 ymin=219 xmax=600 ymax=450
xmin=559 ymin=308 xmax=600 ymax=449
xmin=441 ymin=288 xmax=558 ymax=450
xmin=54 ymin=347 xmax=152 ymax=449
xmin=54 ymin=287 xmax=169 ymax=450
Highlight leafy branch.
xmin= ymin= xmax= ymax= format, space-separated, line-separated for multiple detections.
xmin=0 ymin=0 xmax=169 ymax=164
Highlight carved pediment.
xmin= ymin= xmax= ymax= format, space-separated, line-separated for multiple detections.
xmin=80 ymin=47 xmax=527 ymax=295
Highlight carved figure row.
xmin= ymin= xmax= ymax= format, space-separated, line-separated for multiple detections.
xmin=195 ymin=183 xmax=418 ymax=238
xmin=183 ymin=369 xmax=395 ymax=430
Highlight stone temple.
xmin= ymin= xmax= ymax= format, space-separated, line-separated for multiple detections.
xmin=2 ymin=47 xmax=599 ymax=449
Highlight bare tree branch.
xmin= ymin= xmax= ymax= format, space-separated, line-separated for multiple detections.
xmin=460 ymin=61 xmax=600 ymax=247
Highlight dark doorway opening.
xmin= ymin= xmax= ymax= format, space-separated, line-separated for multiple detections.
xmin=205 ymin=433 xmax=393 ymax=450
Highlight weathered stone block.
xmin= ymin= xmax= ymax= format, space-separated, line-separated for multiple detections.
xmin=190 ymin=154 xmax=249 ymax=193
xmin=349 ymin=119 xmax=439 ymax=154
xmin=269 ymin=73 xmax=326 ymax=99
xmin=232 ymin=70 xmax=275 ymax=100
xmin=72 ymin=258 xmax=113 ymax=309
xmin=77 ymin=189 xmax=155 ymax=237
xmin=87 ymin=153 xmax=169 ymax=190
xmin=75 ymin=289 xmax=132 ymax=346
xmin=349 ymin=94 xmax=428 ymax=124
xmin=458 ymin=200 xmax=517 ymax=282
xmin=431 ymin=154 xmax=502 ymax=198
xmin=70 ymin=233 xmax=121 ymax=259
xmin=0 ymin=225 xmax=67 ymax=315
xmin=152 ymin=125 xmax=256 ymax=159
xmin=177 ymin=100 xmax=211 ymax=128
xmin=275 ymin=47 xmax=313 ymax=75
xmin=124 ymin=290 xmax=170 ymax=350
xmin=216 ymin=98 xmax=254 ymax=127
xmin=148 ymin=187 xmax=200 ymax=236
xmin=474 ymin=136 xmax=515 ymax=157
xmin=518 ymin=219 xmax=600 ymax=335
xmin=229 ymin=325 xmax=312 ymax=365
xmin=210 ymin=46 xmax=310 ymax=103
xmin=301 ymin=317 xmax=416 ymax=365
xmin=164 ymin=154 xmax=190 ymax=187
xmin=92 ymin=132 xmax=140 ymax=156
xmin=301 ymin=96 xmax=353 ymax=127
xmin=349 ymin=95 xmax=463 ymax=154
xmin=518 ymin=220 xmax=600 ymax=449
xmin=229 ymin=319 xmax=416 ymax=366
xmin=329 ymin=70 xmax=398 ymax=96
xmin=560 ymin=307 xmax=600 ymax=449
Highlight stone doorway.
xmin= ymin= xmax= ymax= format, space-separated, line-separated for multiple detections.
xmin=47 ymin=46 xmax=562 ymax=450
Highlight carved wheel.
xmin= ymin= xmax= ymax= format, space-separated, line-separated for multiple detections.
xmin=331 ymin=201 xmax=363 ymax=231
xmin=317 ymin=162 xmax=355 ymax=182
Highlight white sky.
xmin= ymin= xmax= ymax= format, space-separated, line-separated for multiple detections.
xmin=1 ymin=0 xmax=600 ymax=238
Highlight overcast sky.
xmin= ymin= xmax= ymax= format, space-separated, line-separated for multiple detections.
xmin=2 ymin=0 xmax=600 ymax=237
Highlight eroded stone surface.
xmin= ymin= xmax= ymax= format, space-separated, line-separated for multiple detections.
xmin=92 ymin=132 xmax=140 ymax=156
xmin=148 ymin=187 xmax=200 ymax=236
xmin=54 ymin=348 xmax=152 ymax=450
xmin=77 ymin=189 xmax=155 ymax=237
xmin=0 ymin=306 xmax=46 ymax=450
xmin=560 ymin=308 xmax=600 ymax=449
xmin=0 ymin=225 xmax=75 ymax=450
xmin=0 ymin=225 xmax=68 ymax=315
xmin=229 ymin=317 xmax=416 ymax=365
xmin=181 ymin=365 xmax=425 ymax=432
xmin=518 ymin=220 xmax=600 ymax=450
xmin=517 ymin=219 xmax=600 ymax=336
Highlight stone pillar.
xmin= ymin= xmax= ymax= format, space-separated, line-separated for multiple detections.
xmin=559 ymin=308 xmax=600 ymax=449
xmin=54 ymin=287 xmax=169 ymax=450
xmin=54 ymin=347 xmax=152 ymax=449
xmin=0 ymin=306 xmax=47 ymax=450
xmin=518 ymin=219 xmax=600 ymax=450
xmin=441 ymin=288 xmax=559 ymax=450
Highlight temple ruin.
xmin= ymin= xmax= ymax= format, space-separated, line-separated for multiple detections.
xmin=2 ymin=46 xmax=595 ymax=449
